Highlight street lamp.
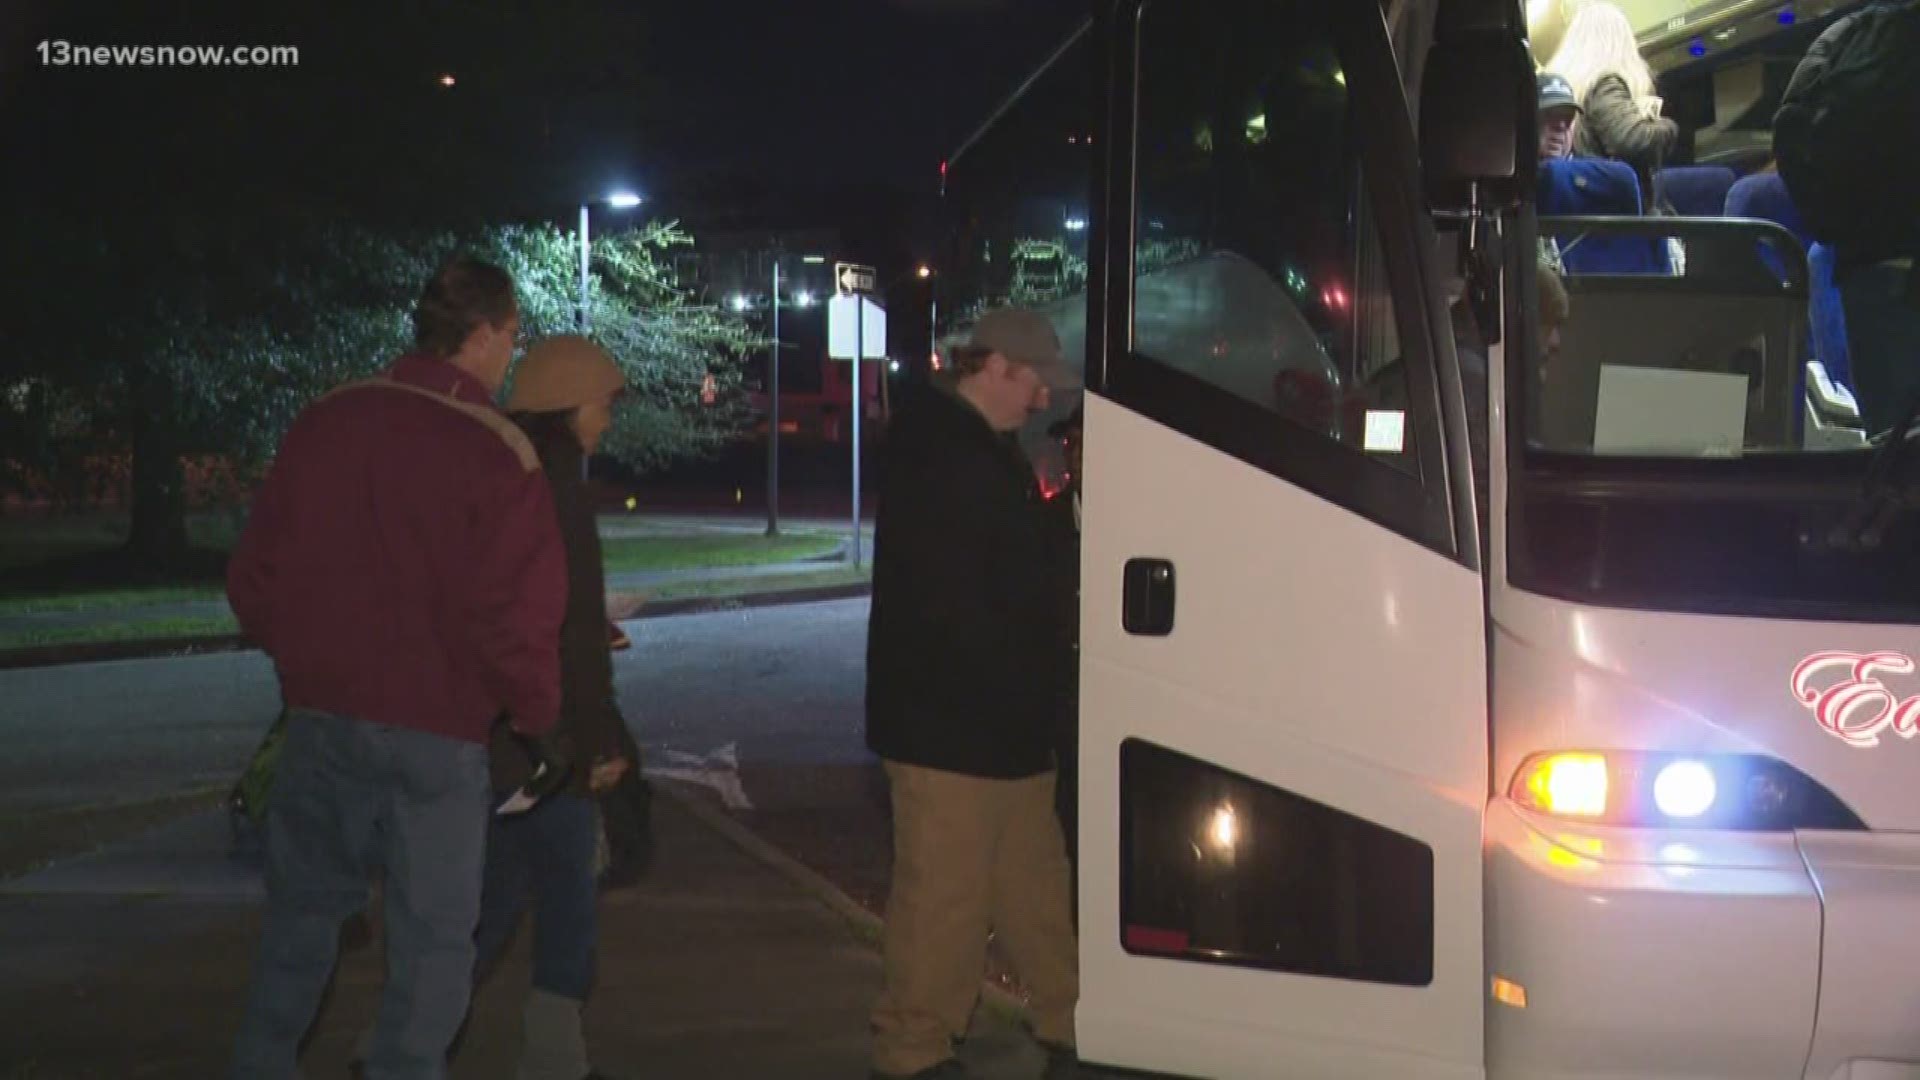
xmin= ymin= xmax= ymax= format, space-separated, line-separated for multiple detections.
xmin=879 ymin=265 xmax=938 ymax=386
xmin=766 ymin=253 xmax=827 ymax=536
xmin=730 ymin=294 xmax=750 ymax=313
xmin=578 ymin=190 xmax=643 ymax=331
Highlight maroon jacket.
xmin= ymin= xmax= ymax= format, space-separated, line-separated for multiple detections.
xmin=227 ymin=354 xmax=566 ymax=744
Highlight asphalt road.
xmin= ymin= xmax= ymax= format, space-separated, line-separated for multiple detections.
xmin=0 ymin=651 xmax=282 ymax=816
xmin=616 ymin=598 xmax=894 ymax=913
xmin=0 ymin=597 xmax=1090 ymax=1075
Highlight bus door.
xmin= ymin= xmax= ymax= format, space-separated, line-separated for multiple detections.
xmin=1076 ymin=1 xmax=1497 ymax=1075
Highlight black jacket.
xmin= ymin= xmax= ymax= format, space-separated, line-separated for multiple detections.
xmin=865 ymin=381 xmax=1068 ymax=778
xmin=490 ymin=429 xmax=626 ymax=795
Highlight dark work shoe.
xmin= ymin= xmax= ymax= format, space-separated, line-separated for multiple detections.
xmin=1040 ymin=1041 xmax=1081 ymax=1080
xmin=870 ymin=1059 xmax=973 ymax=1080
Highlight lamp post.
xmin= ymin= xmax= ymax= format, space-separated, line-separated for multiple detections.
xmin=847 ymin=263 xmax=936 ymax=567
xmin=879 ymin=264 xmax=936 ymax=413
xmin=765 ymin=254 xmax=825 ymax=537
xmin=768 ymin=258 xmax=781 ymax=537
xmin=915 ymin=264 xmax=934 ymax=398
xmin=578 ymin=190 xmax=643 ymax=331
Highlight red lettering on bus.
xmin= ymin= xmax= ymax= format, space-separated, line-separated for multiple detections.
xmin=1791 ymin=651 xmax=1920 ymax=749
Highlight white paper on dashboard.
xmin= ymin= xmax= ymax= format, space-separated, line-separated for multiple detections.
xmin=1593 ymin=365 xmax=1749 ymax=457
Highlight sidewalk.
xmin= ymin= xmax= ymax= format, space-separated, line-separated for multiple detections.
xmin=0 ymin=786 xmax=1046 ymax=1079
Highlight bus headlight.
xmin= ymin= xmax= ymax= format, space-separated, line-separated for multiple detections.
xmin=1652 ymin=759 xmax=1717 ymax=819
xmin=1511 ymin=751 xmax=1866 ymax=831
xmin=1522 ymin=751 xmax=1608 ymax=817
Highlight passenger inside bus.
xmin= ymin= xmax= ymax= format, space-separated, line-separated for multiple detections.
xmin=1775 ymin=4 xmax=1920 ymax=434
xmin=1545 ymin=2 xmax=1682 ymax=201
xmin=1537 ymin=72 xmax=1581 ymax=160
xmin=1524 ymin=0 xmax=1919 ymax=451
xmin=1536 ymin=42 xmax=1671 ymax=274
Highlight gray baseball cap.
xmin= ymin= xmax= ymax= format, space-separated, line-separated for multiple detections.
xmin=961 ymin=308 xmax=1080 ymax=390
xmin=1538 ymin=72 xmax=1581 ymax=114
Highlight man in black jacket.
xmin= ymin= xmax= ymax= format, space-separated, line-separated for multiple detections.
xmin=866 ymin=308 xmax=1080 ymax=1080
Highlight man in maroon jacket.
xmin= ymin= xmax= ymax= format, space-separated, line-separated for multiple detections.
xmin=228 ymin=255 xmax=567 ymax=1080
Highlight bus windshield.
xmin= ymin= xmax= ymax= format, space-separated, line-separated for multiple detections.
xmin=1524 ymin=214 xmax=1854 ymax=458
xmin=1519 ymin=0 xmax=1914 ymax=457
xmin=1509 ymin=0 xmax=1920 ymax=622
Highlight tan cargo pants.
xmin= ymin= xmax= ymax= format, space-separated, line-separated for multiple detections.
xmin=871 ymin=760 xmax=1079 ymax=1076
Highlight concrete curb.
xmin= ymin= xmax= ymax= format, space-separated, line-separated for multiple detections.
xmin=615 ymin=581 xmax=871 ymax=620
xmin=0 ymin=582 xmax=872 ymax=672
xmin=0 ymin=633 xmax=243 ymax=671
xmin=653 ymin=781 xmax=1035 ymax=1030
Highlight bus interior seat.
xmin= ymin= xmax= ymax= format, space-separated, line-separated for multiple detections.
xmin=1807 ymin=241 xmax=1854 ymax=390
xmin=1724 ymin=173 xmax=1809 ymax=246
xmin=1725 ymin=172 xmax=1812 ymax=277
xmin=1539 ymin=159 xmax=1671 ymax=275
xmin=1723 ymin=173 xmax=1850 ymax=397
xmin=1656 ymin=166 xmax=1737 ymax=217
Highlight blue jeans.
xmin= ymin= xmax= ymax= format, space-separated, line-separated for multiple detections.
xmin=230 ymin=711 xmax=489 ymax=1080
xmin=473 ymin=791 xmax=599 ymax=1000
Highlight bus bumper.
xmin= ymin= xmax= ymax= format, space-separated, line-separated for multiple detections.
xmin=1486 ymin=800 xmax=1920 ymax=1078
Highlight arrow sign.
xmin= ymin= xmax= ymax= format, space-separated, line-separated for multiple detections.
xmin=835 ymin=262 xmax=876 ymax=296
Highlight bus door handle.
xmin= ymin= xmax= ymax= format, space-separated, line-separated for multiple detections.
xmin=1123 ymin=558 xmax=1175 ymax=636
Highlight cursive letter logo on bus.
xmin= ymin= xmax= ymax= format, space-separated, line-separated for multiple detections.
xmin=1791 ymin=651 xmax=1920 ymax=749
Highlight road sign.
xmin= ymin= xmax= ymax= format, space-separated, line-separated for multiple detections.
xmin=835 ymin=262 xmax=876 ymax=296
xmin=828 ymin=294 xmax=886 ymax=360
xmin=827 ymin=280 xmax=880 ymax=570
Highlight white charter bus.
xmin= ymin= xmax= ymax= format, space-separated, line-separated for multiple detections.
xmin=936 ymin=0 xmax=1919 ymax=1076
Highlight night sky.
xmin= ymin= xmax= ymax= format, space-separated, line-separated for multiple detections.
xmin=5 ymin=0 xmax=1088 ymax=233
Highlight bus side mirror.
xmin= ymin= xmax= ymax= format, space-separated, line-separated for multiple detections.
xmin=1420 ymin=0 xmax=1534 ymax=347
xmin=1419 ymin=7 xmax=1535 ymax=213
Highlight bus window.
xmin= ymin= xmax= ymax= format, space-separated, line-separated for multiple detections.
xmin=1131 ymin=0 xmax=1415 ymax=474
xmin=1510 ymin=0 xmax=1920 ymax=620
xmin=1121 ymin=739 xmax=1436 ymax=986
xmin=938 ymin=24 xmax=1092 ymax=482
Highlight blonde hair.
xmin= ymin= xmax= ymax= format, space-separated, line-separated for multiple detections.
xmin=1537 ymin=261 xmax=1570 ymax=329
xmin=1547 ymin=3 xmax=1662 ymax=121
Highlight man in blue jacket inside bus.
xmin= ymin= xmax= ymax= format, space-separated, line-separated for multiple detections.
xmin=866 ymin=308 xmax=1081 ymax=1080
